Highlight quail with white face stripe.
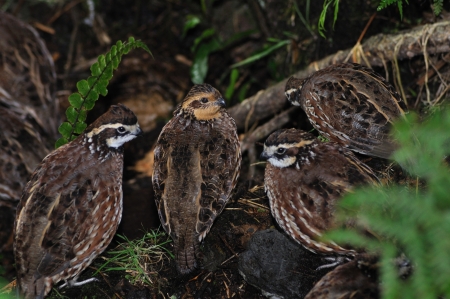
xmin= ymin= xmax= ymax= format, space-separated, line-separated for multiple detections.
xmin=285 ymin=63 xmax=408 ymax=159
xmin=14 ymin=104 xmax=142 ymax=299
xmin=261 ymin=128 xmax=379 ymax=268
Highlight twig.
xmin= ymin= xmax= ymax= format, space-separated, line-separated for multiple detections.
xmin=220 ymin=235 xmax=237 ymax=255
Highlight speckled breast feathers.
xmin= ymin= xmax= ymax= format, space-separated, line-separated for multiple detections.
xmin=152 ymin=84 xmax=241 ymax=274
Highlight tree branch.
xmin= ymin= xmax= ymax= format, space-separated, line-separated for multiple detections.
xmin=229 ymin=20 xmax=450 ymax=131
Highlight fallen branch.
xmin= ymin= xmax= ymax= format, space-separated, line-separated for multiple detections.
xmin=241 ymin=106 xmax=299 ymax=153
xmin=229 ymin=20 xmax=450 ymax=131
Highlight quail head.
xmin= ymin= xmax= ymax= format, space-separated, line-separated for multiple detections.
xmin=14 ymin=104 xmax=142 ymax=299
xmin=285 ymin=63 xmax=408 ymax=159
xmin=261 ymin=128 xmax=379 ymax=265
xmin=152 ymin=83 xmax=241 ymax=274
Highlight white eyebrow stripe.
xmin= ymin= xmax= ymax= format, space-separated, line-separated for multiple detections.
xmin=285 ymin=88 xmax=297 ymax=95
xmin=264 ymin=140 xmax=315 ymax=154
xmin=86 ymin=123 xmax=136 ymax=138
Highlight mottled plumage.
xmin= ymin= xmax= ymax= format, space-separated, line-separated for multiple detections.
xmin=0 ymin=11 xmax=58 ymax=212
xmin=305 ymin=254 xmax=379 ymax=299
xmin=0 ymin=108 xmax=50 ymax=209
xmin=0 ymin=11 xmax=59 ymax=139
xmin=285 ymin=63 xmax=407 ymax=159
xmin=152 ymin=84 xmax=241 ymax=274
xmin=261 ymin=128 xmax=379 ymax=258
xmin=14 ymin=104 xmax=142 ymax=299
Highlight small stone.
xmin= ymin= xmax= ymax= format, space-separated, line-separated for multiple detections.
xmin=238 ymin=229 xmax=326 ymax=299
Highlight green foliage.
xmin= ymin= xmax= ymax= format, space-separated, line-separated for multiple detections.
xmin=318 ymin=0 xmax=340 ymax=38
xmin=376 ymin=0 xmax=444 ymax=19
xmin=55 ymin=37 xmax=151 ymax=148
xmin=225 ymin=69 xmax=239 ymax=100
xmin=0 ymin=293 xmax=15 ymax=299
xmin=377 ymin=0 xmax=409 ymax=19
xmin=376 ymin=0 xmax=446 ymax=18
xmin=190 ymin=29 xmax=222 ymax=84
xmin=182 ymin=15 xmax=201 ymax=38
xmin=319 ymin=0 xmax=444 ymax=37
xmin=183 ymin=14 xmax=255 ymax=85
xmin=96 ymin=230 xmax=173 ymax=286
xmin=431 ymin=0 xmax=444 ymax=16
xmin=230 ymin=39 xmax=291 ymax=69
xmin=292 ymin=0 xmax=316 ymax=38
xmin=326 ymin=106 xmax=450 ymax=299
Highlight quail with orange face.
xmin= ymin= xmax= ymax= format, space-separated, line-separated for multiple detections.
xmin=14 ymin=104 xmax=142 ymax=299
xmin=152 ymin=84 xmax=241 ymax=274
xmin=261 ymin=128 xmax=379 ymax=265
xmin=285 ymin=63 xmax=407 ymax=159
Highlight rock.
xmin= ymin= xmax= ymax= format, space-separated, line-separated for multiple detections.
xmin=238 ymin=229 xmax=327 ymax=299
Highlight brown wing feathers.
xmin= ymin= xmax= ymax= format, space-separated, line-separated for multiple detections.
xmin=14 ymin=104 xmax=141 ymax=298
xmin=152 ymin=84 xmax=241 ymax=274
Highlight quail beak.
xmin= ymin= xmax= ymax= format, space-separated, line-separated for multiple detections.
xmin=216 ymin=97 xmax=226 ymax=108
xmin=260 ymin=150 xmax=269 ymax=161
xmin=135 ymin=126 xmax=143 ymax=137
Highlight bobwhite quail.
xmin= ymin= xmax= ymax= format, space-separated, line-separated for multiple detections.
xmin=261 ymin=128 xmax=379 ymax=266
xmin=152 ymin=83 xmax=241 ymax=274
xmin=14 ymin=104 xmax=142 ymax=299
xmin=304 ymin=254 xmax=379 ymax=299
xmin=285 ymin=63 xmax=408 ymax=159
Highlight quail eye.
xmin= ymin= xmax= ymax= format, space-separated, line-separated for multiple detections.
xmin=276 ymin=148 xmax=286 ymax=155
xmin=200 ymin=97 xmax=208 ymax=103
xmin=117 ymin=126 xmax=126 ymax=133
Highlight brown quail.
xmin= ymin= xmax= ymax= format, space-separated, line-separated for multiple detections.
xmin=152 ymin=84 xmax=241 ymax=274
xmin=285 ymin=63 xmax=408 ymax=159
xmin=14 ymin=104 xmax=142 ymax=299
xmin=261 ymin=128 xmax=379 ymax=266
xmin=304 ymin=254 xmax=379 ymax=299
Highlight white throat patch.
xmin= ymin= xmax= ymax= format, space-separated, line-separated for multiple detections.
xmin=106 ymin=134 xmax=138 ymax=148
xmin=268 ymin=156 xmax=296 ymax=168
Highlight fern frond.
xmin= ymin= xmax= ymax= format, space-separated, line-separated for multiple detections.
xmin=377 ymin=0 xmax=408 ymax=19
xmin=432 ymin=0 xmax=444 ymax=16
xmin=327 ymin=107 xmax=450 ymax=299
xmin=55 ymin=37 xmax=151 ymax=148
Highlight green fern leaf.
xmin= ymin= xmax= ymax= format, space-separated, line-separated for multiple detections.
xmin=65 ymin=107 xmax=78 ymax=124
xmin=55 ymin=137 xmax=68 ymax=148
xmin=68 ymin=93 xmax=83 ymax=109
xmin=433 ymin=0 xmax=443 ymax=15
xmin=55 ymin=37 xmax=152 ymax=148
